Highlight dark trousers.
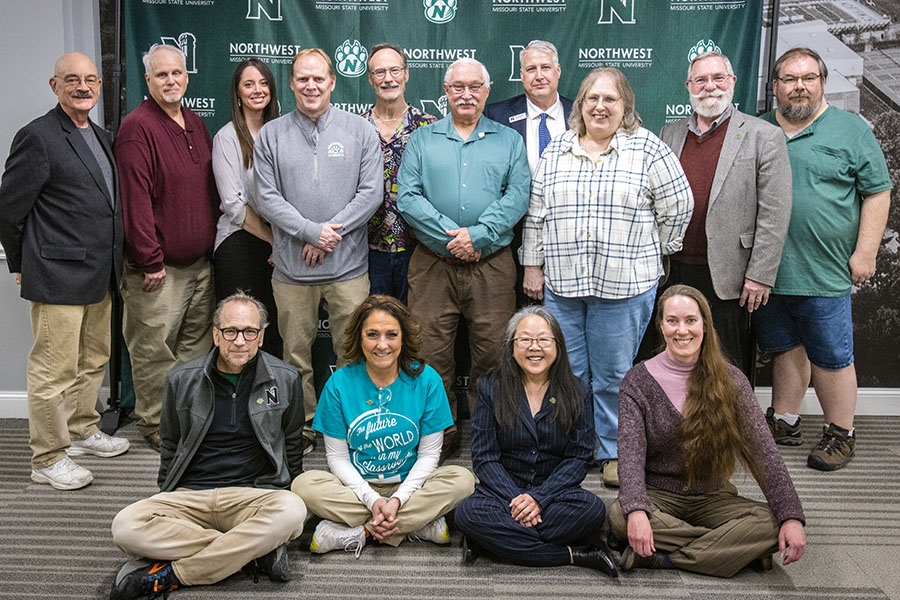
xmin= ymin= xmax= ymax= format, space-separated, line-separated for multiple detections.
xmin=639 ymin=261 xmax=754 ymax=381
xmin=213 ymin=229 xmax=282 ymax=358
xmin=454 ymin=486 xmax=607 ymax=566
xmin=368 ymin=248 xmax=414 ymax=305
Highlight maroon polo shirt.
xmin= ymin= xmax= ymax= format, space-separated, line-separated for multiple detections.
xmin=115 ymin=98 xmax=219 ymax=274
xmin=672 ymin=117 xmax=729 ymax=265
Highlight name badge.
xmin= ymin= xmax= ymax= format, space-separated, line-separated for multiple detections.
xmin=508 ymin=113 xmax=527 ymax=124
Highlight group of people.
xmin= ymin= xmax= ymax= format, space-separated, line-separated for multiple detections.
xmin=0 ymin=34 xmax=892 ymax=599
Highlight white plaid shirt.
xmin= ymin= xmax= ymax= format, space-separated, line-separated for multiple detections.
xmin=521 ymin=128 xmax=693 ymax=299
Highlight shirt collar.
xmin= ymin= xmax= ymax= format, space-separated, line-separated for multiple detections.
xmin=146 ymin=96 xmax=193 ymax=134
xmin=687 ymin=103 xmax=733 ymax=137
xmin=526 ymin=94 xmax=561 ymax=120
xmin=432 ymin=112 xmax=500 ymax=142
xmin=561 ymin=129 xmax=628 ymax=159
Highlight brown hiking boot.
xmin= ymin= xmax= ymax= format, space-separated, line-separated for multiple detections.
xmin=765 ymin=407 xmax=803 ymax=446
xmin=807 ymin=423 xmax=855 ymax=471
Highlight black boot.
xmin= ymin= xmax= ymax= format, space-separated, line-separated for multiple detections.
xmin=571 ymin=545 xmax=618 ymax=577
xmin=461 ymin=534 xmax=481 ymax=565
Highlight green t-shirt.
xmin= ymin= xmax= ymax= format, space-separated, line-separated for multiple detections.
xmin=761 ymin=106 xmax=891 ymax=296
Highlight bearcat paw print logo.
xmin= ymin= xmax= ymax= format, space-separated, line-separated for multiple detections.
xmin=687 ymin=39 xmax=721 ymax=63
xmin=335 ymin=39 xmax=369 ymax=78
xmin=424 ymin=0 xmax=457 ymax=24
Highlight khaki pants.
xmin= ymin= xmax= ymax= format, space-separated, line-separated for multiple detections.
xmin=121 ymin=259 xmax=214 ymax=437
xmin=272 ymin=274 xmax=369 ymax=437
xmin=608 ymin=484 xmax=780 ymax=578
xmin=27 ymin=292 xmax=111 ymax=468
xmin=111 ymin=487 xmax=306 ymax=586
xmin=407 ymin=247 xmax=515 ymax=432
xmin=291 ymin=466 xmax=475 ymax=547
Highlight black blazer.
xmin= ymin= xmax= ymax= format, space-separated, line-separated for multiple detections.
xmin=0 ymin=105 xmax=123 ymax=305
xmin=483 ymin=93 xmax=574 ymax=140
xmin=470 ymin=374 xmax=594 ymax=509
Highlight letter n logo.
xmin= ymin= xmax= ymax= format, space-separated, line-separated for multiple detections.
xmin=598 ymin=0 xmax=635 ymax=24
xmin=265 ymin=386 xmax=279 ymax=406
xmin=247 ymin=0 xmax=283 ymax=21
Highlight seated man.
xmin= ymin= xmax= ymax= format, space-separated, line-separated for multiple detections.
xmin=109 ymin=292 xmax=307 ymax=599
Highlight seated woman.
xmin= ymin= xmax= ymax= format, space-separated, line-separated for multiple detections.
xmin=611 ymin=285 xmax=806 ymax=577
xmin=454 ymin=306 xmax=617 ymax=576
xmin=292 ymin=295 xmax=475 ymax=556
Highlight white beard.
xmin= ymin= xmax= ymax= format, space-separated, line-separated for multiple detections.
xmin=689 ymin=88 xmax=733 ymax=119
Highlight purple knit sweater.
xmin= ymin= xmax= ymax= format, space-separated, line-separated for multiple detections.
xmin=617 ymin=361 xmax=805 ymax=525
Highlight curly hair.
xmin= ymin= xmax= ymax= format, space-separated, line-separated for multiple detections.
xmin=656 ymin=285 xmax=764 ymax=487
xmin=341 ymin=294 xmax=425 ymax=378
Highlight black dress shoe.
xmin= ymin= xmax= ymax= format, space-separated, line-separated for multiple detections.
xmin=461 ymin=534 xmax=480 ymax=565
xmin=571 ymin=545 xmax=618 ymax=577
xmin=439 ymin=432 xmax=461 ymax=464
xmin=619 ymin=547 xmax=672 ymax=571
xmin=749 ymin=554 xmax=773 ymax=572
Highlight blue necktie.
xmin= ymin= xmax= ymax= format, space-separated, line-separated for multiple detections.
xmin=538 ymin=113 xmax=551 ymax=157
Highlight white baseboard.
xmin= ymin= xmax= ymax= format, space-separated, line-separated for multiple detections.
xmin=0 ymin=387 xmax=112 ymax=419
xmin=3 ymin=387 xmax=899 ymax=418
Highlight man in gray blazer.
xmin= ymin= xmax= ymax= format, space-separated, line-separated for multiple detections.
xmin=0 ymin=52 xmax=128 ymax=490
xmin=658 ymin=51 xmax=792 ymax=379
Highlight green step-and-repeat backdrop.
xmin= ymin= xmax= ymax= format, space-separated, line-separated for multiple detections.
xmin=124 ymin=0 xmax=764 ymax=400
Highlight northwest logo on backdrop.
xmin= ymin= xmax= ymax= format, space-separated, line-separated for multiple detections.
xmin=577 ymin=46 xmax=653 ymax=69
xmin=404 ymin=48 xmax=477 ymax=70
xmin=335 ymin=40 xmax=369 ymax=78
xmin=423 ymin=0 xmax=456 ymax=23
xmin=160 ymin=33 xmax=197 ymax=73
xmin=507 ymin=44 xmax=525 ymax=82
xmin=420 ymin=95 xmax=449 ymax=118
xmin=492 ymin=0 xmax=565 ymax=13
xmin=597 ymin=0 xmax=635 ymax=24
xmin=229 ymin=42 xmax=303 ymax=65
xmin=246 ymin=0 xmax=281 ymax=20
xmin=688 ymin=39 xmax=721 ymax=62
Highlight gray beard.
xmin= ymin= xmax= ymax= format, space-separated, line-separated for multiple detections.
xmin=778 ymin=100 xmax=820 ymax=123
xmin=689 ymin=91 xmax=732 ymax=119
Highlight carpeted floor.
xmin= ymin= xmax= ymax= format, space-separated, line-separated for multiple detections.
xmin=1 ymin=415 xmax=899 ymax=600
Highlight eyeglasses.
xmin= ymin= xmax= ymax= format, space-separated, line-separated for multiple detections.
xmin=377 ymin=388 xmax=392 ymax=413
xmin=57 ymin=75 xmax=100 ymax=88
xmin=370 ymin=66 xmax=405 ymax=80
xmin=688 ymin=73 xmax=733 ymax=87
xmin=447 ymin=82 xmax=485 ymax=94
xmin=217 ymin=327 xmax=261 ymax=342
xmin=583 ymin=94 xmax=621 ymax=108
xmin=775 ymin=73 xmax=821 ymax=86
xmin=513 ymin=336 xmax=556 ymax=349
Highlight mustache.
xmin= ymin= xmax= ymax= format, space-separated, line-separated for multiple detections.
xmin=72 ymin=91 xmax=94 ymax=99
xmin=454 ymin=99 xmax=478 ymax=106
xmin=695 ymin=89 xmax=727 ymax=100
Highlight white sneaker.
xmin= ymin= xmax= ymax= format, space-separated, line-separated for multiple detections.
xmin=31 ymin=457 xmax=93 ymax=490
xmin=408 ymin=516 xmax=450 ymax=545
xmin=67 ymin=430 xmax=130 ymax=458
xmin=310 ymin=520 xmax=366 ymax=558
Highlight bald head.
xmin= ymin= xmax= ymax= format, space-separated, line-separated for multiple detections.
xmin=49 ymin=52 xmax=101 ymax=126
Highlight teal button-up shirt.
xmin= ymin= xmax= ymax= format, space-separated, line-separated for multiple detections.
xmin=397 ymin=114 xmax=530 ymax=257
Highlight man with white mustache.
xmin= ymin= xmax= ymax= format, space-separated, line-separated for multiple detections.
xmin=398 ymin=58 xmax=529 ymax=462
xmin=756 ymin=47 xmax=892 ymax=471
xmin=657 ymin=51 xmax=792 ymax=380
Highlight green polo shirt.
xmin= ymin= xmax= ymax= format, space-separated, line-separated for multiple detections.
xmin=761 ymin=106 xmax=891 ymax=296
xmin=397 ymin=115 xmax=530 ymax=257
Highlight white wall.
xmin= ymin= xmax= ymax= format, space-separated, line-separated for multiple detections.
xmin=0 ymin=0 xmax=103 ymax=417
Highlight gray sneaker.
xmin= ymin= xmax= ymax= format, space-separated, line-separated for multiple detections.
xmin=68 ymin=430 xmax=130 ymax=458
xmin=310 ymin=520 xmax=366 ymax=558
xmin=765 ymin=407 xmax=803 ymax=446
xmin=407 ymin=516 xmax=450 ymax=545
xmin=31 ymin=457 xmax=93 ymax=490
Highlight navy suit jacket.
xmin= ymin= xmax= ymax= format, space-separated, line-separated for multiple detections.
xmin=470 ymin=374 xmax=594 ymax=509
xmin=483 ymin=93 xmax=574 ymax=140
xmin=0 ymin=105 xmax=122 ymax=305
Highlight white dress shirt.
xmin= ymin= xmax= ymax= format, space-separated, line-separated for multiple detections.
xmin=525 ymin=94 xmax=566 ymax=175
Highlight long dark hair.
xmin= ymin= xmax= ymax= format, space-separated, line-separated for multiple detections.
xmin=230 ymin=58 xmax=279 ymax=169
xmin=493 ymin=306 xmax=584 ymax=433
xmin=656 ymin=285 xmax=764 ymax=487
xmin=342 ymin=295 xmax=425 ymax=378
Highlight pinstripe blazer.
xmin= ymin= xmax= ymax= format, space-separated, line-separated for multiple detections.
xmin=470 ymin=375 xmax=594 ymax=508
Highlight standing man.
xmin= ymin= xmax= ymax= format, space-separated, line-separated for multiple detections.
xmin=109 ymin=292 xmax=306 ymax=599
xmin=0 ymin=52 xmax=129 ymax=490
xmin=361 ymin=43 xmax=437 ymax=304
xmin=253 ymin=48 xmax=381 ymax=454
xmin=484 ymin=40 xmax=573 ymax=307
xmin=758 ymin=47 xmax=892 ymax=471
xmin=398 ymin=58 xmax=530 ymax=461
xmin=115 ymin=43 xmax=220 ymax=451
xmin=658 ymin=51 xmax=792 ymax=379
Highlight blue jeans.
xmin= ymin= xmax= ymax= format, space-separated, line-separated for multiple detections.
xmin=368 ymin=249 xmax=414 ymax=305
xmin=544 ymin=285 xmax=657 ymax=460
